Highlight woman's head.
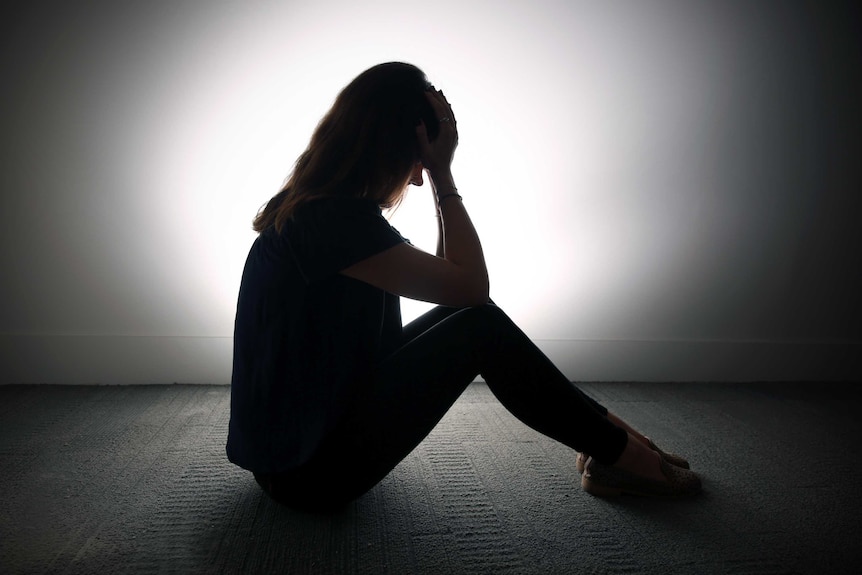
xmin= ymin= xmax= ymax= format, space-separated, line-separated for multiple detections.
xmin=254 ymin=62 xmax=439 ymax=232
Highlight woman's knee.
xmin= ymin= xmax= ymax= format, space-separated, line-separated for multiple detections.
xmin=459 ymin=302 xmax=515 ymax=332
xmin=460 ymin=301 xmax=503 ymax=319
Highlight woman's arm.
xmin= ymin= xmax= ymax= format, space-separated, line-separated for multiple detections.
xmin=435 ymin=204 xmax=444 ymax=259
xmin=341 ymin=89 xmax=489 ymax=307
xmin=341 ymin=171 xmax=488 ymax=307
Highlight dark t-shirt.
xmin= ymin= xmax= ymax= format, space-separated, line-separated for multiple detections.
xmin=226 ymin=197 xmax=406 ymax=473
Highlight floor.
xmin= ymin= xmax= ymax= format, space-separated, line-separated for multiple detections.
xmin=2 ymin=381 xmax=861 ymax=574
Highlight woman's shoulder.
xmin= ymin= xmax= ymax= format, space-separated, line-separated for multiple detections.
xmin=261 ymin=196 xmax=396 ymax=247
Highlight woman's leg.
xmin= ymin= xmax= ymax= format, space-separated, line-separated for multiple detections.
xmin=258 ymin=307 xmax=478 ymax=511
xmin=260 ymin=303 xmax=632 ymax=511
xmin=403 ymin=305 xmax=611 ymax=417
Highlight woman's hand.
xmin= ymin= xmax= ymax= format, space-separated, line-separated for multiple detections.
xmin=415 ymin=89 xmax=458 ymax=177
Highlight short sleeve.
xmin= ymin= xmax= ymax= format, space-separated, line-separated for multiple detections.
xmin=283 ymin=198 xmax=405 ymax=283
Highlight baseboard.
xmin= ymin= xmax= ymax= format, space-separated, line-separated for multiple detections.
xmin=0 ymin=335 xmax=234 ymax=385
xmin=534 ymin=338 xmax=862 ymax=382
xmin=0 ymin=334 xmax=859 ymax=384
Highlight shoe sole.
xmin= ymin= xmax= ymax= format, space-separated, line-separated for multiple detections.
xmin=581 ymin=475 xmax=701 ymax=498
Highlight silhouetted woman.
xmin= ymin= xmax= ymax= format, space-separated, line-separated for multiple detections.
xmin=227 ymin=62 xmax=701 ymax=512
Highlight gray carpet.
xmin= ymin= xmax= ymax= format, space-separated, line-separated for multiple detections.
xmin=1 ymin=381 xmax=861 ymax=574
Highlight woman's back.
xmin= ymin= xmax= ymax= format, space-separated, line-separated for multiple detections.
xmin=227 ymin=197 xmax=405 ymax=473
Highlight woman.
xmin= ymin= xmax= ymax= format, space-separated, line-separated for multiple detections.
xmin=226 ymin=62 xmax=701 ymax=512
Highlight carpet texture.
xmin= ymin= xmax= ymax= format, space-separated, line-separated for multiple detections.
xmin=1 ymin=381 xmax=861 ymax=574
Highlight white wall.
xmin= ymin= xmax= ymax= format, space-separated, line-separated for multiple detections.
xmin=1 ymin=0 xmax=860 ymax=384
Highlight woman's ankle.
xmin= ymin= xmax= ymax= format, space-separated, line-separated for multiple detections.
xmin=607 ymin=413 xmax=649 ymax=446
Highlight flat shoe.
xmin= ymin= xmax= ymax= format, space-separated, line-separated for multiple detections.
xmin=576 ymin=451 xmax=589 ymax=474
xmin=581 ymin=455 xmax=702 ymax=498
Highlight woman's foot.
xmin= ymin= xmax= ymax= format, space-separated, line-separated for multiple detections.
xmin=608 ymin=414 xmax=691 ymax=468
xmin=580 ymin=433 xmax=701 ymax=498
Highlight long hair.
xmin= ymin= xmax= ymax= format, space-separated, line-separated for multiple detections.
xmin=252 ymin=62 xmax=440 ymax=233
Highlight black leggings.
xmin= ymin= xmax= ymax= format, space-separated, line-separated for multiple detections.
xmin=255 ymin=303 xmax=628 ymax=512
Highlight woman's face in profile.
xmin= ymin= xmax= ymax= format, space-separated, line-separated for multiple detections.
xmin=408 ymin=162 xmax=424 ymax=187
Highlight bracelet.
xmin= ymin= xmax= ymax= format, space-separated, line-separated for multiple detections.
xmin=437 ymin=192 xmax=462 ymax=207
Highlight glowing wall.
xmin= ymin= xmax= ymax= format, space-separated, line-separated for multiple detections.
xmin=1 ymin=0 xmax=860 ymax=383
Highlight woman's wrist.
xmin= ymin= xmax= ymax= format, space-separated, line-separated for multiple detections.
xmin=428 ymin=169 xmax=456 ymax=194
